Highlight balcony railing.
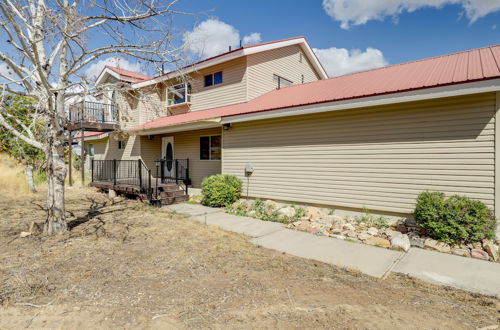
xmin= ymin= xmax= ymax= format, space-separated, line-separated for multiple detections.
xmin=68 ymin=101 xmax=119 ymax=124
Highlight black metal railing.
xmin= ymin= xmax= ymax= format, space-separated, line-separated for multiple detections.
xmin=155 ymin=158 xmax=190 ymax=194
xmin=68 ymin=101 xmax=119 ymax=124
xmin=91 ymin=159 xmax=153 ymax=199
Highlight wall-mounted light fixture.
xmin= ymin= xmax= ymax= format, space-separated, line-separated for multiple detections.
xmin=223 ymin=123 xmax=232 ymax=130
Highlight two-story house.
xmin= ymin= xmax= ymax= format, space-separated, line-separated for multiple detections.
xmin=74 ymin=38 xmax=500 ymax=239
xmin=77 ymin=36 xmax=327 ymax=195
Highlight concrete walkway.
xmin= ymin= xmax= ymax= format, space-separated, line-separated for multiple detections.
xmin=163 ymin=203 xmax=500 ymax=297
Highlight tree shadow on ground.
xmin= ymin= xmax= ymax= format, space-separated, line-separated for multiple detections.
xmin=30 ymin=197 xmax=129 ymax=230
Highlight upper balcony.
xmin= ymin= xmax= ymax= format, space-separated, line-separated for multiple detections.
xmin=67 ymin=101 xmax=120 ymax=132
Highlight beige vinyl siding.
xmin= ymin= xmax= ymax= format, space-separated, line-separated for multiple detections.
xmin=189 ymin=57 xmax=247 ymax=111
xmin=222 ymin=93 xmax=496 ymax=215
xmin=140 ymin=127 xmax=222 ymax=187
xmin=246 ymin=44 xmax=320 ymax=100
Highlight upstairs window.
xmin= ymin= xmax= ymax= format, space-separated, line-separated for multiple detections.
xmin=273 ymin=74 xmax=293 ymax=89
xmin=118 ymin=140 xmax=126 ymax=149
xmin=204 ymin=71 xmax=223 ymax=87
xmin=200 ymin=135 xmax=221 ymax=160
xmin=167 ymin=83 xmax=191 ymax=106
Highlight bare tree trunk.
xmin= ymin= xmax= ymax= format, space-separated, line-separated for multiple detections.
xmin=44 ymin=92 xmax=68 ymax=234
xmin=44 ymin=138 xmax=67 ymax=234
xmin=24 ymin=165 xmax=36 ymax=193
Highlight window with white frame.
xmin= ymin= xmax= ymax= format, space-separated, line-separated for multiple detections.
xmin=204 ymin=71 xmax=223 ymax=87
xmin=167 ymin=83 xmax=191 ymax=106
xmin=200 ymin=135 xmax=221 ymax=160
xmin=273 ymin=74 xmax=293 ymax=89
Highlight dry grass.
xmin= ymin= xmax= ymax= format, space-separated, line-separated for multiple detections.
xmin=0 ymin=153 xmax=30 ymax=195
xmin=0 ymin=183 xmax=499 ymax=328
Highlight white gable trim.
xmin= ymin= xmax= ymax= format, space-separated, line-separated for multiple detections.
xmin=132 ymin=37 xmax=328 ymax=89
xmin=222 ymin=79 xmax=500 ymax=124
xmin=95 ymin=68 xmax=121 ymax=86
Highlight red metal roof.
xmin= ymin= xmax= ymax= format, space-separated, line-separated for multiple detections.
xmin=74 ymin=131 xmax=106 ymax=139
xmin=131 ymin=44 xmax=500 ymax=132
xmin=105 ymin=65 xmax=152 ymax=82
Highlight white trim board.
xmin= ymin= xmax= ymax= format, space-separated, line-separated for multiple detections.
xmin=132 ymin=119 xmax=221 ymax=136
xmin=222 ymin=79 xmax=500 ymax=124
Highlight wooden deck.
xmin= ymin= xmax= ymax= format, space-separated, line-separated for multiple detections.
xmin=67 ymin=121 xmax=120 ymax=132
xmin=90 ymin=181 xmax=142 ymax=194
xmin=90 ymin=180 xmax=189 ymax=205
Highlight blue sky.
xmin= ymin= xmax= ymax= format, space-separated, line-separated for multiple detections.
xmin=2 ymin=0 xmax=499 ymax=81
xmin=156 ymin=0 xmax=499 ymax=78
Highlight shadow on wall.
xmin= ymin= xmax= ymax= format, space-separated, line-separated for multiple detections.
xmin=223 ymin=94 xmax=493 ymax=149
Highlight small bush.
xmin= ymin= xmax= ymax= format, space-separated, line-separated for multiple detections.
xmin=201 ymin=174 xmax=242 ymax=207
xmin=414 ymin=191 xmax=497 ymax=245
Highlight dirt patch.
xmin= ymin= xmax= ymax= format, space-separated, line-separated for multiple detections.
xmin=1 ymin=186 xmax=499 ymax=329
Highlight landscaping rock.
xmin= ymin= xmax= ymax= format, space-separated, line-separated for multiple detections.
xmin=384 ymin=229 xmax=401 ymax=239
xmin=295 ymin=221 xmax=311 ymax=231
xmin=451 ymin=248 xmax=470 ymax=257
xmin=323 ymin=214 xmax=343 ymax=224
xmin=343 ymin=223 xmax=355 ymax=231
xmin=357 ymin=232 xmax=372 ymax=241
xmin=424 ymin=239 xmax=451 ymax=253
xmin=471 ymin=248 xmax=489 ymax=260
xmin=365 ymin=237 xmax=391 ymax=248
xmin=330 ymin=234 xmax=345 ymax=240
xmin=19 ymin=231 xmax=31 ymax=238
xmin=304 ymin=206 xmax=327 ymax=220
xmin=396 ymin=223 xmax=408 ymax=234
xmin=278 ymin=206 xmax=296 ymax=218
xmin=472 ymin=241 xmax=482 ymax=249
xmin=483 ymin=243 xmax=499 ymax=261
xmin=346 ymin=231 xmax=358 ymax=238
xmin=391 ymin=234 xmax=410 ymax=252
xmin=367 ymin=227 xmax=378 ymax=236
xmin=410 ymin=237 xmax=425 ymax=248
xmin=264 ymin=200 xmax=280 ymax=210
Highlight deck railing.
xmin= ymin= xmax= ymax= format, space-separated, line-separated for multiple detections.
xmin=68 ymin=101 xmax=119 ymax=124
xmin=155 ymin=158 xmax=190 ymax=194
xmin=91 ymin=159 xmax=152 ymax=198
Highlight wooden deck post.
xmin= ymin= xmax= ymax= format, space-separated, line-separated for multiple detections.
xmin=80 ymin=127 xmax=84 ymax=186
xmin=68 ymin=131 xmax=72 ymax=186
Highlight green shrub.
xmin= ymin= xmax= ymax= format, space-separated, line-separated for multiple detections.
xmin=414 ymin=191 xmax=497 ymax=245
xmin=201 ymin=174 xmax=242 ymax=207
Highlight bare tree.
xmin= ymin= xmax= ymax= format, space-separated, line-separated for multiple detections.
xmin=0 ymin=0 xmax=186 ymax=234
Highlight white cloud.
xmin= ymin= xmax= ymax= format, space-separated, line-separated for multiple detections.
xmin=243 ymin=32 xmax=262 ymax=45
xmin=183 ymin=18 xmax=262 ymax=59
xmin=314 ymin=47 xmax=388 ymax=77
xmin=322 ymin=0 xmax=500 ymax=29
xmin=0 ymin=63 xmax=13 ymax=78
xmin=84 ymin=57 xmax=142 ymax=79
